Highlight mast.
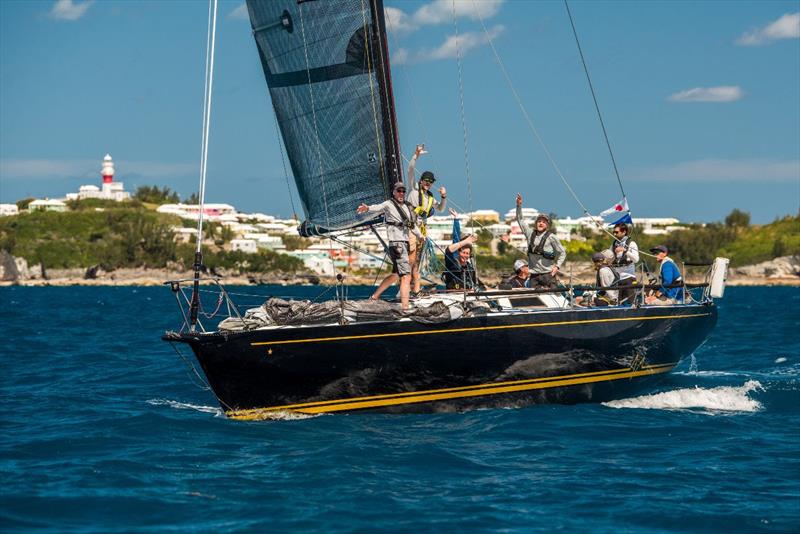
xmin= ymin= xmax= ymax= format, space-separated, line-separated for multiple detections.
xmin=190 ymin=0 xmax=218 ymax=331
xmin=369 ymin=0 xmax=402 ymax=191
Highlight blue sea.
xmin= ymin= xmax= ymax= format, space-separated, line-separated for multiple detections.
xmin=2 ymin=285 xmax=798 ymax=532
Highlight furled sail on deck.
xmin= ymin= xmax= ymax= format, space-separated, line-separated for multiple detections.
xmin=246 ymin=0 xmax=402 ymax=235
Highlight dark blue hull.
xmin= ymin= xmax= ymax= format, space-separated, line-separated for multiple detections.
xmin=169 ymin=303 xmax=717 ymax=419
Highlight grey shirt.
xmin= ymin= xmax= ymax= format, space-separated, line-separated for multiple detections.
xmin=361 ymin=199 xmax=423 ymax=242
xmin=516 ymin=204 xmax=566 ymax=274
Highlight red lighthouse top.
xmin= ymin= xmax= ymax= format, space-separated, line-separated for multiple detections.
xmin=102 ymin=154 xmax=115 ymax=184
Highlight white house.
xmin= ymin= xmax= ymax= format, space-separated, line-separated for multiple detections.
xmin=28 ymin=199 xmax=67 ymax=212
xmin=231 ymin=239 xmax=258 ymax=254
xmin=0 ymin=204 xmax=19 ymax=216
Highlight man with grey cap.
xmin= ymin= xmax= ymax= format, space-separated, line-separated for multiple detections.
xmin=357 ymin=182 xmax=424 ymax=310
xmin=577 ymin=250 xmax=635 ymax=306
xmin=515 ymin=193 xmax=566 ymax=289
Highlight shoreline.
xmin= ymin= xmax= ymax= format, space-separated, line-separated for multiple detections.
xmin=2 ymin=267 xmax=797 ymax=288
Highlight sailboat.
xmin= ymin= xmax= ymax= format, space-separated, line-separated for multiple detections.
xmin=163 ymin=0 xmax=725 ymax=420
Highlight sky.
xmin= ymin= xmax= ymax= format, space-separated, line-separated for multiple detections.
xmin=1 ymin=0 xmax=798 ymax=224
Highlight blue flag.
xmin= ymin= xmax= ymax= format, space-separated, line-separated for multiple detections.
xmin=610 ymin=212 xmax=633 ymax=226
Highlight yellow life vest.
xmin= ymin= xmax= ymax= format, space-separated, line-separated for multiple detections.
xmin=413 ymin=191 xmax=435 ymax=237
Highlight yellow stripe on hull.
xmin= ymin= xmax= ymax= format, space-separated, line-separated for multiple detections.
xmin=227 ymin=363 xmax=676 ymax=420
xmin=250 ymin=312 xmax=710 ymax=347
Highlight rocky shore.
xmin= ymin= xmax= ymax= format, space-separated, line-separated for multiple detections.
xmin=2 ymin=250 xmax=797 ymax=287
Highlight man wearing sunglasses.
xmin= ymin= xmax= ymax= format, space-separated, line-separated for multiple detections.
xmin=605 ymin=222 xmax=639 ymax=277
xmin=357 ymin=182 xmax=423 ymax=310
xmin=406 ymin=144 xmax=447 ymax=295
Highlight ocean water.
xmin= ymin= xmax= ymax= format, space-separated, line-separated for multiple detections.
xmin=1 ymin=285 xmax=798 ymax=532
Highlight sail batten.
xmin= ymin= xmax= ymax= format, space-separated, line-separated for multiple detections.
xmin=247 ymin=0 xmax=400 ymax=235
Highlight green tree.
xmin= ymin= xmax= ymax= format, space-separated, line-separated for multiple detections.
xmin=185 ymin=192 xmax=200 ymax=204
xmin=16 ymin=198 xmax=35 ymax=210
xmin=724 ymin=209 xmax=750 ymax=229
xmin=134 ymin=185 xmax=179 ymax=205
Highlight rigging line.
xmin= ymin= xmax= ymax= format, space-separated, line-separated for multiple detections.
xmin=297 ymin=3 xmax=337 ymax=280
xmin=195 ymin=0 xmax=218 ymax=254
xmin=470 ymin=2 xmax=587 ymax=216
xmin=451 ymin=0 xmax=474 ymax=216
xmin=563 ymin=0 xmax=627 ymax=202
xmin=383 ymin=13 xmax=439 ymax=174
xmin=270 ymin=111 xmax=298 ymax=219
xmin=471 ymin=1 xmax=618 ymax=242
xmin=452 ymin=0 xmax=477 ymax=279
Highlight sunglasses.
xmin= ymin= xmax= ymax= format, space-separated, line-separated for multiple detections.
xmin=395 ymin=189 xmax=406 ymax=193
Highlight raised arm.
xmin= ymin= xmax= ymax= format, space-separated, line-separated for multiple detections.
xmin=406 ymin=144 xmax=424 ymax=192
xmin=447 ymin=234 xmax=478 ymax=254
xmin=435 ymin=186 xmax=447 ymax=213
xmin=515 ymin=193 xmax=532 ymax=241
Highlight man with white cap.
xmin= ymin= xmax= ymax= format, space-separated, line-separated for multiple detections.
xmin=503 ymin=259 xmax=531 ymax=289
xmin=357 ymin=182 xmax=424 ymax=310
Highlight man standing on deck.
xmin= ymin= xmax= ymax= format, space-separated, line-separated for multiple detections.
xmin=515 ymin=193 xmax=566 ymax=289
xmin=406 ymin=144 xmax=447 ymax=295
xmin=604 ymin=222 xmax=639 ymax=277
xmin=357 ymin=182 xmax=423 ymax=310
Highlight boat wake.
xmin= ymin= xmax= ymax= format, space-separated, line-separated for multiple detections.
xmin=603 ymin=380 xmax=764 ymax=414
xmin=147 ymin=398 xmax=224 ymax=416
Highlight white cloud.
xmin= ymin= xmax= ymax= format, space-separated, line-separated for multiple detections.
xmin=737 ymin=12 xmax=800 ymax=46
xmin=386 ymin=0 xmax=504 ymax=36
xmin=49 ymin=0 xmax=93 ymax=21
xmin=395 ymin=25 xmax=504 ymax=64
xmin=631 ymin=159 xmax=800 ymax=183
xmin=384 ymin=6 xmax=414 ymax=35
xmin=667 ymin=86 xmax=744 ymax=103
xmin=229 ymin=3 xmax=249 ymax=20
xmin=0 ymin=159 xmax=195 ymax=180
xmin=428 ymin=24 xmax=504 ymax=60
xmin=392 ymin=48 xmax=411 ymax=66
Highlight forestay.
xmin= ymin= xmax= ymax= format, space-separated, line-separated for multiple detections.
xmin=246 ymin=0 xmax=402 ymax=235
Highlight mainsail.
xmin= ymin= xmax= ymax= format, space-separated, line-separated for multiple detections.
xmin=246 ymin=0 xmax=401 ymax=235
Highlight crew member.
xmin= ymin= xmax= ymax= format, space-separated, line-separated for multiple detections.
xmin=357 ymin=182 xmax=423 ymax=310
xmin=605 ymin=222 xmax=639 ymax=276
xmin=443 ymin=234 xmax=481 ymax=291
xmin=644 ymin=245 xmax=683 ymax=306
xmin=515 ymin=193 xmax=566 ymax=289
xmin=578 ymin=250 xmax=636 ymax=306
xmin=501 ymin=259 xmax=531 ymax=289
xmin=406 ymin=144 xmax=447 ymax=294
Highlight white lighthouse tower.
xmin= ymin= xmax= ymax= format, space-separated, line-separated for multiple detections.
xmin=99 ymin=153 xmax=130 ymax=201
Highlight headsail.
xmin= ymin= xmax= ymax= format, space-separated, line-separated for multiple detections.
xmin=246 ymin=0 xmax=401 ymax=236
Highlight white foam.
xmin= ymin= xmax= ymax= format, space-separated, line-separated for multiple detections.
xmin=147 ymin=398 xmax=223 ymax=416
xmin=250 ymin=410 xmax=320 ymax=421
xmin=775 ymin=357 xmax=787 ymax=364
xmin=603 ymin=380 xmax=764 ymax=414
xmin=674 ymin=370 xmax=747 ymax=378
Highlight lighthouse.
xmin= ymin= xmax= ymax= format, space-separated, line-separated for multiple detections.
xmin=101 ymin=153 xmax=115 ymax=184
